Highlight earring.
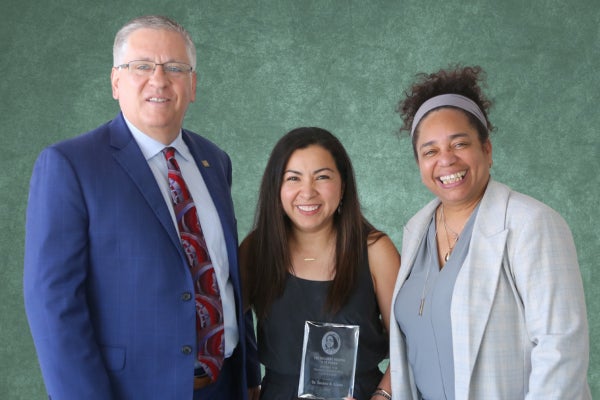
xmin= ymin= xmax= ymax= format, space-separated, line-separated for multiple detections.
xmin=337 ymin=200 xmax=343 ymax=215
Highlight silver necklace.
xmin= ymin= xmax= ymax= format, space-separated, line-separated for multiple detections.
xmin=418 ymin=265 xmax=431 ymax=316
xmin=418 ymin=209 xmax=442 ymax=316
xmin=418 ymin=205 xmax=460 ymax=316
xmin=440 ymin=204 xmax=460 ymax=262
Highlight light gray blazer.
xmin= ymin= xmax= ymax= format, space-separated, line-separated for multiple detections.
xmin=389 ymin=179 xmax=591 ymax=399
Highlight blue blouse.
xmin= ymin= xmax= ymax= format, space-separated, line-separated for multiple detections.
xmin=394 ymin=206 xmax=479 ymax=400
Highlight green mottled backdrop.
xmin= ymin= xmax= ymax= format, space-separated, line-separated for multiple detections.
xmin=1 ymin=0 xmax=598 ymax=398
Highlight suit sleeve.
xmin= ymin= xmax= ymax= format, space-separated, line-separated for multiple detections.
xmin=509 ymin=206 xmax=591 ymax=399
xmin=24 ymin=147 xmax=114 ymax=399
xmin=221 ymin=149 xmax=262 ymax=388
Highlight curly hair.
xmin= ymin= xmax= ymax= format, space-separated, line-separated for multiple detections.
xmin=396 ymin=65 xmax=494 ymax=158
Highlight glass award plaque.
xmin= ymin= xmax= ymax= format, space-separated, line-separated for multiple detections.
xmin=298 ymin=321 xmax=359 ymax=399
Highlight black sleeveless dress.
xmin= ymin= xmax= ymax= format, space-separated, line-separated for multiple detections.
xmin=257 ymin=252 xmax=388 ymax=400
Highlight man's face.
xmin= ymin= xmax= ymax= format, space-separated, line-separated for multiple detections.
xmin=111 ymin=28 xmax=196 ymax=144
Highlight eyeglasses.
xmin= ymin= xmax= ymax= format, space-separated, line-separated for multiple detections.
xmin=116 ymin=60 xmax=193 ymax=77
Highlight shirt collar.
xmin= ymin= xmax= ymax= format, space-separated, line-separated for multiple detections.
xmin=124 ymin=116 xmax=191 ymax=161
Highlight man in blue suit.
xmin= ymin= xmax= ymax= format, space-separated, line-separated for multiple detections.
xmin=24 ymin=15 xmax=260 ymax=400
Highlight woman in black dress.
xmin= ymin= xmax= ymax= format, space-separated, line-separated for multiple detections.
xmin=240 ymin=127 xmax=400 ymax=400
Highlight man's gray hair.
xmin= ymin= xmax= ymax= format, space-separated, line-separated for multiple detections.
xmin=113 ymin=15 xmax=196 ymax=70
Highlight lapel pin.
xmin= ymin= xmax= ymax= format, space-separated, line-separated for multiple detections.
xmin=201 ymin=160 xmax=210 ymax=167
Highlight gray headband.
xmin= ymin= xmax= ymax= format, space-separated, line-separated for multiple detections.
xmin=410 ymin=94 xmax=488 ymax=137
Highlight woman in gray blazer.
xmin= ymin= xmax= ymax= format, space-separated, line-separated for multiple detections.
xmin=388 ymin=65 xmax=590 ymax=399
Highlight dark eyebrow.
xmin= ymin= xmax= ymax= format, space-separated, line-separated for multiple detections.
xmin=313 ymin=167 xmax=335 ymax=174
xmin=419 ymin=133 xmax=470 ymax=149
xmin=283 ymin=167 xmax=335 ymax=175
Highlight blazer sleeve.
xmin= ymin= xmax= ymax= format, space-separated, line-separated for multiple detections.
xmin=24 ymin=147 xmax=114 ymax=399
xmin=507 ymin=202 xmax=591 ymax=399
xmin=214 ymin=143 xmax=262 ymax=388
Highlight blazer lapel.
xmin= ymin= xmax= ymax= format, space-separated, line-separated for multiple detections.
xmin=182 ymin=131 xmax=235 ymax=236
xmin=451 ymin=179 xmax=510 ymax=399
xmin=182 ymin=132 xmax=240 ymax=287
xmin=108 ymin=115 xmax=182 ymax=252
xmin=400 ymin=199 xmax=440 ymax=285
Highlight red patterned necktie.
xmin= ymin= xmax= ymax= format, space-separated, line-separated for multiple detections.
xmin=163 ymin=147 xmax=224 ymax=382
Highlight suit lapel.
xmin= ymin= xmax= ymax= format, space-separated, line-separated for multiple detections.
xmin=108 ymin=115 xmax=183 ymax=252
xmin=182 ymin=132 xmax=240 ymax=288
xmin=182 ymin=131 xmax=234 ymax=236
xmin=451 ymin=180 xmax=510 ymax=399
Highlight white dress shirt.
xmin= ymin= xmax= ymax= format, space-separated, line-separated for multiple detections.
xmin=126 ymin=118 xmax=239 ymax=357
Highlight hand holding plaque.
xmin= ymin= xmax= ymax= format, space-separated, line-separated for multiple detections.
xmin=298 ymin=321 xmax=359 ymax=399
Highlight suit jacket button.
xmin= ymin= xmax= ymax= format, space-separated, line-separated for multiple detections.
xmin=181 ymin=292 xmax=192 ymax=301
xmin=181 ymin=345 xmax=193 ymax=355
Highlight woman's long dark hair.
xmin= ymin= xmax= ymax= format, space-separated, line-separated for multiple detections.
xmin=241 ymin=127 xmax=381 ymax=320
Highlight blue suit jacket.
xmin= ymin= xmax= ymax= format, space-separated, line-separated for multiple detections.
xmin=24 ymin=113 xmax=260 ymax=399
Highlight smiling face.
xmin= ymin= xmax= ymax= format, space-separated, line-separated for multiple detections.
xmin=280 ymin=145 xmax=344 ymax=234
xmin=416 ymin=108 xmax=492 ymax=209
xmin=110 ymin=28 xmax=197 ymax=144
